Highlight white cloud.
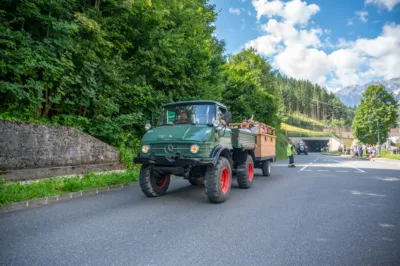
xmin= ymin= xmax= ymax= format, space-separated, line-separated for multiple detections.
xmin=283 ymin=0 xmax=320 ymax=25
xmin=274 ymin=46 xmax=331 ymax=84
xmin=354 ymin=23 xmax=400 ymax=79
xmin=229 ymin=7 xmax=241 ymax=15
xmin=365 ymin=0 xmax=400 ymax=11
xmin=245 ymin=35 xmax=281 ymax=56
xmin=245 ymin=0 xmax=400 ymax=88
xmin=329 ymin=49 xmax=366 ymax=85
xmin=252 ymin=0 xmax=320 ymax=25
xmin=337 ymin=38 xmax=353 ymax=48
xmin=260 ymin=19 xmax=322 ymax=48
xmin=356 ymin=11 xmax=368 ymax=23
xmin=324 ymin=37 xmax=335 ymax=49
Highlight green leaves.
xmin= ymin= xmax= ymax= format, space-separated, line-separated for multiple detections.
xmin=0 ymin=0 xmax=226 ymax=148
xmin=222 ymin=48 xmax=278 ymax=126
xmin=352 ymin=85 xmax=399 ymax=144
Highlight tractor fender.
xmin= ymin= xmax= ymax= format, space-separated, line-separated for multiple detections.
xmin=210 ymin=145 xmax=233 ymax=166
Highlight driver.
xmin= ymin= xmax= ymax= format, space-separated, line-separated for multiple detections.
xmin=175 ymin=110 xmax=190 ymax=124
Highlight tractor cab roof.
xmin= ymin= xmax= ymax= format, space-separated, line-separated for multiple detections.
xmin=162 ymin=100 xmax=227 ymax=110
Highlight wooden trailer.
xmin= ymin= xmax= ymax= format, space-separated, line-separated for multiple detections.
xmin=230 ymin=121 xmax=276 ymax=174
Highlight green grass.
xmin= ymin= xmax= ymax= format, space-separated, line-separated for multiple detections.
xmin=0 ymin=171 xmax=139 ymax=206
xmin=285 ymin=113 xmax=326 ymax=132
xmin=276 ymin=128 xmax=289 ymax=161
xmin=380 ymin=150 xmax=400 ymax=160
xmin=288 ymin=113 xmax=325 ymax=127
xmin=281 ymin=123 xmax=332 ymax=137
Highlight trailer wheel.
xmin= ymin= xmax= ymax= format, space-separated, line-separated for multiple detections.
xmin=262 ymin=160 xmax=271 ymax=176
xmin=236 ymin=155 xmax=254 ymax=189
xmin=139 ymin=165 xmax=171 ymax=197
xmin=204 ymin=157 xmax=232 ymax=203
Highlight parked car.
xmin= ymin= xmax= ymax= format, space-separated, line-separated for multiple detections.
xmin=297 ymin=143 xmax=308 ymax=155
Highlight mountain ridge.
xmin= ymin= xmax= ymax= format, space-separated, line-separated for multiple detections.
xmin=334 ymin=78 xmax=400 ymax=107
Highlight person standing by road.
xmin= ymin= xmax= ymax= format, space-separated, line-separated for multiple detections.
xmin=287 ymin=141 xmax=296 ymax=167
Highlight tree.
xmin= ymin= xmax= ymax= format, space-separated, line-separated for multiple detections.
xmin=221 ymin=48 xmax=278 ymax=126
xmin=352 ymin=85 xmax=399 ymax=145
xmin=0 ymin=0 xmax=225 ymax=147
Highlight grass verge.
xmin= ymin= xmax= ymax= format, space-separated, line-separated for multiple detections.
xmin=276 ymin=128 xmax=289 ymax=161
xmin=281 ymin=123 xmax=332 ymax=137
xmin=380 ymin=150 xmax=400 ymax=160
xmin=0 ymin=171 xmax=139 ymax=206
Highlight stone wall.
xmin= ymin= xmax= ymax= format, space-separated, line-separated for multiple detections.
xmin=0 ymin=121 xmax=120 ymax=171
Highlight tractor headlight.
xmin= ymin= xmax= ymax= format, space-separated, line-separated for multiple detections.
xmin=141 ymin=145 xmax=150 ymax=153
xmin=190 ymin=144 xmax=199 ymax=154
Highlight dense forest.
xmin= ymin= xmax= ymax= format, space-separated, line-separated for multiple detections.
xmin=276 ymin=75 xmax=355 ymax=129
xmin=0 ymin=0 xmax=352 ymax=151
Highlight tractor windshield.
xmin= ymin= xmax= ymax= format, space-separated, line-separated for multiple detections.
xmin=158 ymin=104 xmax=216 ymax=126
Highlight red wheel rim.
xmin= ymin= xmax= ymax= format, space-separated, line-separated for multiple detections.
xmin=248 ymin=162 xmax=254 ymax=181
xmin=155 ymin=176 xmax=168 ymax=189
xmin=220 ymin=167 xmax=230 ymax=194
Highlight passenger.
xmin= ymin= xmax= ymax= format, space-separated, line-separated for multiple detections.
xmin=217 ymin=109 xmax=227 ymax=126
xmin=240 ymin=121 xmax=251 ymax=133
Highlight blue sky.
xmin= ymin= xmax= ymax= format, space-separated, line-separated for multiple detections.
xmin=210 ymin=0 xmax=400 ymax=90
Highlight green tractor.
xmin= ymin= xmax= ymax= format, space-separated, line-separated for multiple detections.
xmin=134 ymin=100 xmax=276 ymax=203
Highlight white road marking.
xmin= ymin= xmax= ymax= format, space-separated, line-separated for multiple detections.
xmin=336 ymin=171 xmax=348 ymax=173
xmin=300 ymin=156 xmax=319 ymax=172
xmin=300 ymin=165 xmax=308 ymax=171
xmin=318 ymin=170 xmax=329 ymax=172
xmin=324 ymin=158 xmax=366 ymax=173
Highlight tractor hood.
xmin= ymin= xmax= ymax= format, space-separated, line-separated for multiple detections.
xmin=142 ymin=125 xmax=214 ymax=143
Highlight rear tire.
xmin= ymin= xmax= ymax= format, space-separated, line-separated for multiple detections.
xmin=262 ymin=160 xmax=271 ymax=176
xmin=204 ymin=157 xmax=232 ymax=203
xmin=139 ymin=165 xmax=171 ymax=197
xmin=236 ymin=155 xmax=254 ymax=189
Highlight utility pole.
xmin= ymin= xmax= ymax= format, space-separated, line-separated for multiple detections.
xmin=376 ymin=91 xmax=381 ymax=145
xmin=377 ymin=120 xmax=380 ymax=145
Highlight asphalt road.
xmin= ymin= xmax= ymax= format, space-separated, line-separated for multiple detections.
xmin=1 ymin=153 xmax=400 ymax=266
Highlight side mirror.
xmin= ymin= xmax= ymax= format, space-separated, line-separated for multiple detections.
xmin=145 ymin=124 xmax=152 ymax=131
xmin=224 ymin=111 xmax=232 ymax=124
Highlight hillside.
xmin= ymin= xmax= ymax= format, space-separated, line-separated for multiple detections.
xmin=0 ymin=0 xmax=352 ymax=160
xmin=335 ymin=78 xmax=400 ymax=107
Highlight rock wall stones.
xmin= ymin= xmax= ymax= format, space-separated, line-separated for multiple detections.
xmin=0 ymin=121 xmax=120 ymax=171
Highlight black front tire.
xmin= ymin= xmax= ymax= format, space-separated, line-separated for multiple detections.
xmin=236 ymin=155 xmax=254 ymax=189
xmin=262 ymin=160 xmax=271 ymax=176
xmin=139 ymin=165 xmax=171 ymax=197
xmin=204 ymin=157 xmax=232 ymax=203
